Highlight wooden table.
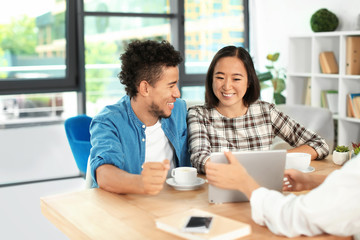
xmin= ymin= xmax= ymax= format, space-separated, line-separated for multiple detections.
xmin=41 ymin=157 xmax=351 ymax=240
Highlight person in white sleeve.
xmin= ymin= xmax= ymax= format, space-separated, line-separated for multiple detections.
xmin=206 ymin=151 xmax=360 ymax=238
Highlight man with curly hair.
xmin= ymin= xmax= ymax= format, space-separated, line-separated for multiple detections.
xmin=89 ymin=40 xmax=190 ymax=195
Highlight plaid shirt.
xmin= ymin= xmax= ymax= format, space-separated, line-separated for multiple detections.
xmin=187 ymin=100 xmax=329 ymax=174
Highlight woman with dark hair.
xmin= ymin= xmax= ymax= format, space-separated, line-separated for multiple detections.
xmin=187 ymin=46 xmax=329 ymax=174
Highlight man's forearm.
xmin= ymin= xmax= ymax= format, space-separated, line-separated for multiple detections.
xmin=96 ymin=164 xmax=145 ymax=194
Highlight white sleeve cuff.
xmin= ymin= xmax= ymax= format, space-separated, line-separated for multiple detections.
xmin=202 ymin=156 xmax=211 ymax=173
xmin=250 ymin=187 xmax=271 ymax=226
xmin=203 ymin=155 xmax=211 ymax=164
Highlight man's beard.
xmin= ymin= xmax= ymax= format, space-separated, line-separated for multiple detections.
xmin=149 ymin=101 xmax=171 ymax=119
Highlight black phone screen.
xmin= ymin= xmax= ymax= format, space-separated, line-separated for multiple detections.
xmin=183 ymin=216 xmax=213 ymax=233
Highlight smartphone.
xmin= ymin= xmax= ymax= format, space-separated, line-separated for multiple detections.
xmin=182 ymin=216 xmax=213 ymax=233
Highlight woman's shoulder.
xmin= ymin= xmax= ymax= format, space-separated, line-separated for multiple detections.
xmin=188 ymin=105 xmax=216 ymax=118
xmin=188 ymin=104 xmax=207 ymax=113
xmin=249 ymin=100 xmax=276 ymax=113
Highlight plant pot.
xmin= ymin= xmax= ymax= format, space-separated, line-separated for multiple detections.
xmin=332 ymin=150 xmax=350 ymax=165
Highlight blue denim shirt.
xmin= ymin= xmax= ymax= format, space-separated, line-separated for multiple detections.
xmin=89 ymin=95 xmax=191 ymax=187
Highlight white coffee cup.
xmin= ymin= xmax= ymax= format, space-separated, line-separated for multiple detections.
xmin=285 ymin=153 xmax=311 ymax=171
xmin=171 ymin=167 xmax=197 ymax=185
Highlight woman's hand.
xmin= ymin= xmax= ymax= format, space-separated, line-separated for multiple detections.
xmin=283 ymin=169 xmax=311 ymax=192
xmin=283 ymin=168 xmax=325 ymax=192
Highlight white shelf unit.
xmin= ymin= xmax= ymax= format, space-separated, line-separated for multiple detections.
xmin=287 ymin=31 xmax=360 ymax=145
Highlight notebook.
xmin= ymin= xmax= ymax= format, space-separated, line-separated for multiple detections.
xmin=208 ymin=150 xmax=286 ymax=204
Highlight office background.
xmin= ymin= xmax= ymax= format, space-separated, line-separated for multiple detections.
xmin=0 ymin=0 xmax=359 ymax=239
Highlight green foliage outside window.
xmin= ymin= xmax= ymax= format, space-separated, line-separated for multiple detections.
xmin=85 ymin=36 xmax=166 ymax=104
xmin=85 ymin=42 xmax=118 ymax=103
xmin=0 ymin=48 xmax=7 ymax=78
xmin=0 ymin=16 xmax=37 ymax=79
xmin=0 ymin=15 xmax=37 ymax=55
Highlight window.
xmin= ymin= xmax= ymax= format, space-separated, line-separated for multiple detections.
xmin=182 ymin=0 xmax=248 ymax=102
xmin=184 ymin=0 xmax=248 ymax=75
xmin=82 ymin=0 xmax=249 ymax=114
xmin=0 ymin=92 xmax=78 ymax=128
xmin=0 ymin=0 xmax=77 ymax=93
xmin=0 ymin=0 xmax=249 ymax=121
xmin=0 ymin=0 xmax=78 ymax=126
xmin=84 ymin=0 xmax=170 ymax=14
xmin=81 ymin=0 xmax=178 ymax=115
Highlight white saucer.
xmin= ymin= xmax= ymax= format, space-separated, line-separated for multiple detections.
xmin=301 ymin=166 xmax=315 ymax=173
xmin=166 ymin=177 xmax=205 ymax=191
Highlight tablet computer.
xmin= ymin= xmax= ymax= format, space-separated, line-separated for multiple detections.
xmin=208 ymin=150 xmax=286 ymax=203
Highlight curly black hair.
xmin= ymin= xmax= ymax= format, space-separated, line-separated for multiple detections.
xmin=118 ymin=40 xmax=183 ymax=98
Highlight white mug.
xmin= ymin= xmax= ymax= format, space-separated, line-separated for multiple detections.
xmin=171 ymin=167 xmax=197 ymax=185
xmin=285 ymin=153 xmax=311 ymax=171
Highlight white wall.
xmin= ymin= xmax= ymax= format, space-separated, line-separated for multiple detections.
xmin=0 ymin=124 xmax=79 ymax=184
xmin=250 ymin=0 xmax=360 ymax=71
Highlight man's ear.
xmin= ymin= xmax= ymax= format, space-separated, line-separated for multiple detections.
xmin=138 ymin=80 xmax=150 ymax=96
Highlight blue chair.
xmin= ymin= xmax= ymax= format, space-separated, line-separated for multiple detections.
xmin=64 ymin=115 xmax=92 ymax=177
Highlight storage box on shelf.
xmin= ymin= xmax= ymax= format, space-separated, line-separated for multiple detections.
xmin=287 ymin=31 xmax=360 ymax=145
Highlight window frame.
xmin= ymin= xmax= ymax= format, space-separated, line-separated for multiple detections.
xmin=179 ymin=0 xmax=249 ymax=89
xmin=78 ymin=0 xmax=249 ymax=111
xmin=0 ymin=0 xmax=249 ymax=113
xmin=0 ymin=0 xmax=79 ymax=95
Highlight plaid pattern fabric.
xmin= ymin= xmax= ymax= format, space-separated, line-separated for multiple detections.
xmin=187 ymin=100 xmax=329 ymax=174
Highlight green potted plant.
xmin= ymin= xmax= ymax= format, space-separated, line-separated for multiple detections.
xmin=310 ymin=8 xmax=339 ymax=32
xmin=257 ymin=53 xmax=286 ymax=104
xmin=352 ymin=142 xmax=360 ymax=156
xmin=333 ymin=145 xmax=350 ymax=165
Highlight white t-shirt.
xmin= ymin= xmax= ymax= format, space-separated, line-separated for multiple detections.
xmin=144 ymin=120 xmax=174 ymax=178
xmin=250 ymin=154 xmax=360 ymax=238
